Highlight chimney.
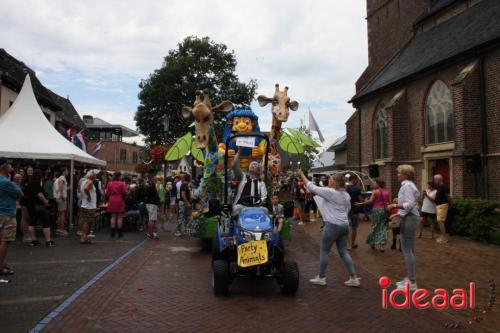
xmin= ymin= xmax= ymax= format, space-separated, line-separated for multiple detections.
xmin=83 ymin=115 xmax=93 ymax=124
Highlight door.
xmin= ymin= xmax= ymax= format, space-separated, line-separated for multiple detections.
xmin=432 ymin=159 xmax=450 ymax=187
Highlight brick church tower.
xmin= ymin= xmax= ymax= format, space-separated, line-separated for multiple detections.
xmin=356 ymin=0 xmax=433 ymax=91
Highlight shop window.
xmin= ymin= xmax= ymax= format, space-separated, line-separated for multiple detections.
xmin=120 ymin=149 xmax=127 ymax=162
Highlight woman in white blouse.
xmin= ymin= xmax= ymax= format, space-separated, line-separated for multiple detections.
xmin=387 ymin=165 xmax=420 ymax=291
xmin=298 ymin=170 xmax=360 ymax=287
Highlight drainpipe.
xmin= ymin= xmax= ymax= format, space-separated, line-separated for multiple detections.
xmin=358 ymin=108 xmax=362 ymax=172
xmin=478 ymin=56 xmax=489 ymax=199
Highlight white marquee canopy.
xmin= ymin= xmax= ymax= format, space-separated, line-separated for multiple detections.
xmin=0 ymin=75 xmax=106 ymax=166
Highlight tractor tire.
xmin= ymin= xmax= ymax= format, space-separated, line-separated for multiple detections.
xmin=212 ymin=260 xmax=230 ymax=296
xmin=280 ymin=261 xmax=299 ymax=295
xmin=211 ymin=236 xmax=225 ymax=261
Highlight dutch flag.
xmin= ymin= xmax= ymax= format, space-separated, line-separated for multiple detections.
xmin=91 ymin=141 xmax=103 ymax=157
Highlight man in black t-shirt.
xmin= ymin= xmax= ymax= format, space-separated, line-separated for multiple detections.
xmin=346 ymin=175 xmax=363 ymax=250
xmin=175 ymin=174 xmax=192 ymax=237
xmin=434 ymin=174 xmax=450 ymax=244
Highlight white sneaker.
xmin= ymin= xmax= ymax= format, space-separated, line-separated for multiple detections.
xmin=396 ymin=277 xmax=409 ymax=287
xmin=23 ymin=236 xmax=32 ymax=243
xmin=76 ymin=230 xmax=82 ymax=236
xmin=298 ymin=221 xmax=304 ymax=225
xmin=309 ymin=275 xmax=326 ymax=286
xmin=397 ymin=280 xmax=418 ymax=291
xmin=344 ymin=277 xmax=361 ymax=287
xmin=88 ymin=232 xmax=95 ymax=238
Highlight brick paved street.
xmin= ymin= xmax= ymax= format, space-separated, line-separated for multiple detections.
xmin=0 ymin=231 xmax=146 ymax=333
xmin=303 ymin=218 xmax=500 ymax=333
xmin=38 ymin=221 xmax=471 ymax=333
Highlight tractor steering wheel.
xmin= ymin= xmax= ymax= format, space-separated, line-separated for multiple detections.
xmin=238 ymin=195 xmax=263 ymax=207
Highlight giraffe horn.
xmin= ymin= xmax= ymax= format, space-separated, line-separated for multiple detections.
xmin=202 ymin=88 xmax=211 ymax=106
xmin=284 ymin=86 xmax=289 ymax=95
xmin=275 ymin=83 xmax=280 ymax=93
xmin=194 ymin=90 xmax=201 ymax=104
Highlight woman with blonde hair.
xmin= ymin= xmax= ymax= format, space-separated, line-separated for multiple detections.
xmin=298 ymin=170 xmax=360 ymax=287
xmin=387 ymin=164 xmax=420 ymax=291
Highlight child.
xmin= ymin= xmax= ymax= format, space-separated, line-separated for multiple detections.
xmin=389 ymin=198 xmax=401 ymax=251
xmin=271 ymin=194 xmax=285 ymax=233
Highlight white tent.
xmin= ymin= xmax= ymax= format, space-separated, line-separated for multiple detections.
xmin=0 ymin=75 xmax=106 ymax=166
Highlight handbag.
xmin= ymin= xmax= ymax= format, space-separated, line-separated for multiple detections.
xmin=388 ymin=214 xmax=403 ymax=229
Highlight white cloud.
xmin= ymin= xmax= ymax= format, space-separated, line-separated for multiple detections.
xmin=2 ymin=0 xmax=367 ymax=145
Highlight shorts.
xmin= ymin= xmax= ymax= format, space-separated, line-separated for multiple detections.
xmin=436 ymin=204 xmax=449 ymax=223
xmin=348 ymin=212 xmax=359 ymax=229
xmin=56 ymin=198 xmax=67 ymax=212
xmin=421 ymin=211 xmax=436 ymax=219
xmin=0 ymin=215 xmax=17 ymax=242
xmin=81 ymin=208 xmax=96 ymax=226
xmin=146 ymin=204 xmax=158 ymax=221
xmin=170 ymin=197 xmax=177 ymax=206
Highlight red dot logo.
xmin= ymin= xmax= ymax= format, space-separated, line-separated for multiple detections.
xmin=379 ymin=276 xmax=391 ymax=289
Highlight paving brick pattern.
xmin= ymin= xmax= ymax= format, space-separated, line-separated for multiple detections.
xmin=42 ymin=225 xmax=468 ymax=333
xmin=304 ymin=219 xmax=500 ymax=333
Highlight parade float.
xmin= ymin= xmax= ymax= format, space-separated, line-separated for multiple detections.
xmin=164 ymin=85 xmax=319 ymax=244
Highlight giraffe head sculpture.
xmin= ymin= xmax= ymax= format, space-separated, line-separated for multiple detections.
xmin=181 ymin=89 xmax=233 ymax=149
xmin=257 ymin=83 xmax=299 ymax=123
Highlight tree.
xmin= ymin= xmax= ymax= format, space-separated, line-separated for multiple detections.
xmin=296 ymin=125 xmax=320 ymax=173
xmin=135 ymin=36 xmax=257 ymax=145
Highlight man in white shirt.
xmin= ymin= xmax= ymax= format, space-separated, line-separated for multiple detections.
xmin=79 ymin=171 xmax=97 ymax=244
xmin=232 ymin=153 xmax=267 ymax=216
xmin=53 ymin=168 xmax=69 ymax=236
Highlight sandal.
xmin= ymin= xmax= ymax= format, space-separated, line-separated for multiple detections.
xmin=0 ymin=267 xmax=14 ymax=276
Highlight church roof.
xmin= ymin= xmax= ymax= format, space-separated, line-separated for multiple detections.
xmin=351 ymin=0 xmax=500 ymax=103
xmin=413 ymin=0 xmax=461 ymax=27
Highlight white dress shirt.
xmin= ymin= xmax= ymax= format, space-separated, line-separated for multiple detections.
xmin=306 ymin=182 xmax=350 ymax=226
xmin=397 ymin=180 xmax=420 ymax=217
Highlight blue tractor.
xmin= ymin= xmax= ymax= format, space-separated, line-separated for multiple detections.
xmin=211 ymin=132 xmax=299 ymax=296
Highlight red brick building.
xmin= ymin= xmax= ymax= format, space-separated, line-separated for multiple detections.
xmin=347 ymin=0 xmax=500 ymax=199
xmin=84 ymin=115 xmax=142 ymax=173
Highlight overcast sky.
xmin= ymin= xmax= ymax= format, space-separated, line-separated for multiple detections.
xmin=2 ymin=0 xmax=368 ymax=147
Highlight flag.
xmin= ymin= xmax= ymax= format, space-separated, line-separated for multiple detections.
xmin=74 ymin=131 xmax=87 ymax=152
xmin=308 ymin=109 xmax=325 ymax=142
xmin=91 ymin=141 xmax=103 ymax=156
xmin=66 ymin=128 xmax=75 ymax=142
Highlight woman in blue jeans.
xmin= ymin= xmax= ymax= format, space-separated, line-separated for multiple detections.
xmin=298 ymin=170 xmax=360 ymax=287
xmin=387 ymin=164 xmax=420 ymax=291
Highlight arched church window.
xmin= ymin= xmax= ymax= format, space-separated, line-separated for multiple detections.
xmin=374 ymin=102 xmax=388 ymax=159
xmin=426 ymin=80 xmax=454 ymax=144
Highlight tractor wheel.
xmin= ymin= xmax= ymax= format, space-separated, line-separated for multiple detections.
xmin=211 ymin=236 xmax=225 ymax=260
xmin=212 ymin=260 xmax=230 ymax=296
xmin=280 ymin=261 xmax=299 ymax=295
